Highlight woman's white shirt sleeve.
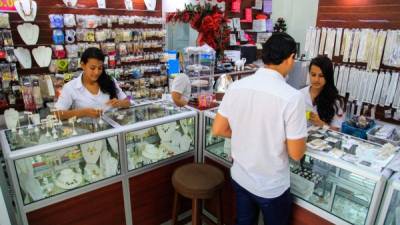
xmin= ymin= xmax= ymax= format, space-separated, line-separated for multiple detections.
xmin=54 ymin=83 xmax=74 ymax=110
xmin=113 ymin=78 xmax=127 ymax=100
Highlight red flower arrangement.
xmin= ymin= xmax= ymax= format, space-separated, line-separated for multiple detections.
xmin=166 ymin=3 xmax=231 ymax=55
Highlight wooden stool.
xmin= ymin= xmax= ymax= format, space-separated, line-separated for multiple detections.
xmin=172 ymin=163 xmax=224 ymax=225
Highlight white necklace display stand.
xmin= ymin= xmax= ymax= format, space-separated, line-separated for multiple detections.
xmin=15 ymin=0 xmax=37 ymax=22
xmin=144 ymin=0 xmax=156 ymax=10
xmin=63 ymin=0 xmax=78 ymax=7
xmin=80 ymin=140 xmax=104 ymax=164
xmin=17 ymin=23 xmax=39 ymax=45
xmin=32 ymin=46 xmax=52 ymax=67
xmin=14 ymin=47 xmax=32 ymax=69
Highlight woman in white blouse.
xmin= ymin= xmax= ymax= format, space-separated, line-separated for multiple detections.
xmin=55 ymin=47 xmax=130 ymax=119
xmin=300 ymin=56 xmax=344 ymax=131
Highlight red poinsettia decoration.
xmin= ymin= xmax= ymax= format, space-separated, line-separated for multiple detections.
xmin=166 ymin=3 xmax=231 ymax=54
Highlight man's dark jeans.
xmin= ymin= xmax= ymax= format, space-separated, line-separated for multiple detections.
xmin=232 ymin=180 xmax=292 ymax=225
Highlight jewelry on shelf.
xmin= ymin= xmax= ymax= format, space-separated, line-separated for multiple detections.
xmin=15 ymin=0 xmax=37 ymax=22
xmin=68 ymin=116 xmax=78 ymax=135
xmin=19 ymin=0 xmax=33 ymax=16
xmin=80 ymin=140 xmax=103 ymax=164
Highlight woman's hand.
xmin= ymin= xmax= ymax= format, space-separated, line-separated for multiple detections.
xmin=81 ymin=108 xmax=102 ymax=118
xmin=309 ymin=112 xmax=326 ymax=127
xmin=106 ymin=98 xmax=130 ymax=108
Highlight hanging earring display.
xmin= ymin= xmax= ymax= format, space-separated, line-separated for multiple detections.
xmin=144 ymin=0 xmax=156 ymax=10
xmin=17 ymin=23 xmax=39 ymax=45
xmin=15 ymin=0 xmax=37 ymax=22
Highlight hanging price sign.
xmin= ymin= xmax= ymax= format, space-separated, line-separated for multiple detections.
xmin=0 ymin=0 xmax=16 ymax=11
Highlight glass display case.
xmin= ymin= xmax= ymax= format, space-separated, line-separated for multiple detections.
xmin=183 ymin=46 xmax=215 ymax=99
xmin=376 ymin=172 xmax=400 ymax=225
xmin=0 ymin=117 xmax=121 ymax=206
xmin=290 ymin=127 xmax=396 ymax=225
xmin=125 ymin=117 xmax=195 ymax=170
xmin=203 ymin=110 xmax=232 ymax=164
xmin=290 ymin=155 xmax=379 ymax=225
xmin=201 ymin=121 xmax=393 ymax=225
xmin=104 ymin=101 xmax=198 ymax=172
xmin=5 ymin=117 xmax=112 ymax=151
xmin=104 ymin=101 xmax=190 ymax=126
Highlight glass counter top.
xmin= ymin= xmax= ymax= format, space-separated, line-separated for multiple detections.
xmin=5 ymin=117 xmax=113 ymax=152
xmin=306 ymin=126 xmax=397 ymax=172
xmin=104 ymin=101 xmax=190 ymax=126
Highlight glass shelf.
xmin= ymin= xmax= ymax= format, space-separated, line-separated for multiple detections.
xmin=14 ymin=136 xmax=120 ymax=205
xmin=125 ymin=117 xmax=195 ymax=171
xmin=204 ymin=116 xmax=232 ymax=163
xmin=290 ymin=155 xmax=376 ymax=225
xmin=5 ymin=117 xmax=113 ymax=151
xmin=104 ymin=101 xmax=189 ymax=126
xmin=383 ymin=189 xmax=400 ymax=225
xmin=307 ymin=127 xmax=394 ymax=172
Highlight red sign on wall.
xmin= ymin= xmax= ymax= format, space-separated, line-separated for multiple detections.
xmin=0 ymin=0 xmax=16 ymax=11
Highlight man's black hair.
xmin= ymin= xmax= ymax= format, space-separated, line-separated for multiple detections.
xmin=262 ymin=32 xmax=297 ymax=65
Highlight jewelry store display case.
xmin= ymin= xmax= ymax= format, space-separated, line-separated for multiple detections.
xmin=375 ymin=172 xmax=400 ymax=225
xmin=0 ymin=101 xmax=198 ymax=225
xmin=203 ymin=109 xmax=232 ymax=166
xmin=201 ymin=110 xmax=397 ymax=225
xmin=0 ymin=117 xmax=125 ymax=225
xmin=290 ymin=127 xmax=397 ymax=225
xmin=103 ymin=101 xmax=198 ymax=225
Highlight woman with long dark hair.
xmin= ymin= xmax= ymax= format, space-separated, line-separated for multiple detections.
xmin=55 ymin=47 xmax=130 ymax=119
xmin=300 ymin=56 xmax=344 ymax=130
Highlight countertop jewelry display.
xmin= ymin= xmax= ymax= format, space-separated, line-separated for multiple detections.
xmin=201 ymin=107 xmax=398 ymax=225
xmin=0 ymin=100 xmax=197 ymax=225
xmin=203 ymin=110 xmax=232 ymax=165
xmin=1 ymin=115 xmax=119 ymax=206
xmin=102 ymin=101 xmax=196 ymax=172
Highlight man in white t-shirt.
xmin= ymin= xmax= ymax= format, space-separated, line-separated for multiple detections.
xmin=171 ymin=73 xmax=191 ymax=107
xmin=212 ymin=33 xmax=307 ymax=225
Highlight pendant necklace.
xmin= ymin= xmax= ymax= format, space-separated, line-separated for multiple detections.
xmin=19 ymin=0 xmax=33 ymax=17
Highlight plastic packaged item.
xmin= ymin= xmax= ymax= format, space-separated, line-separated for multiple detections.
xmin=63 ymin=14 xmax=76 ymax=27
xmin=49 ymin=14 xmax=64 ymax=28
xmin=65 ymin=29 xmax=76 ymax=44
xmin=0 ymin=13 xmax=10 ymax=28
xmin=52 ymin=29 xmax=65 ymax=45
xmin=367 ymin=125 xmax=400 ymax=146
xmin=65 ymin=44 xmax=78 ymax=58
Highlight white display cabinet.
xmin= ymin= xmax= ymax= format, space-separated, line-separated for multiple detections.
xmin=202 ymin=109 xmax=232 ymax=166
xmin=200 ymin=120 xmax=396 ymax=225
xmin=183 ymin=46 xmax=215 ymax=98
xmin=0 ymin=117 xmax=122 ymax=225
xmin=103 ymin=101 xmax=198 ymax=174
xmin=376 ymin=172 xmax=400 ymax=225
xmin=290 ymin=127 xmax=397 ymax=225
